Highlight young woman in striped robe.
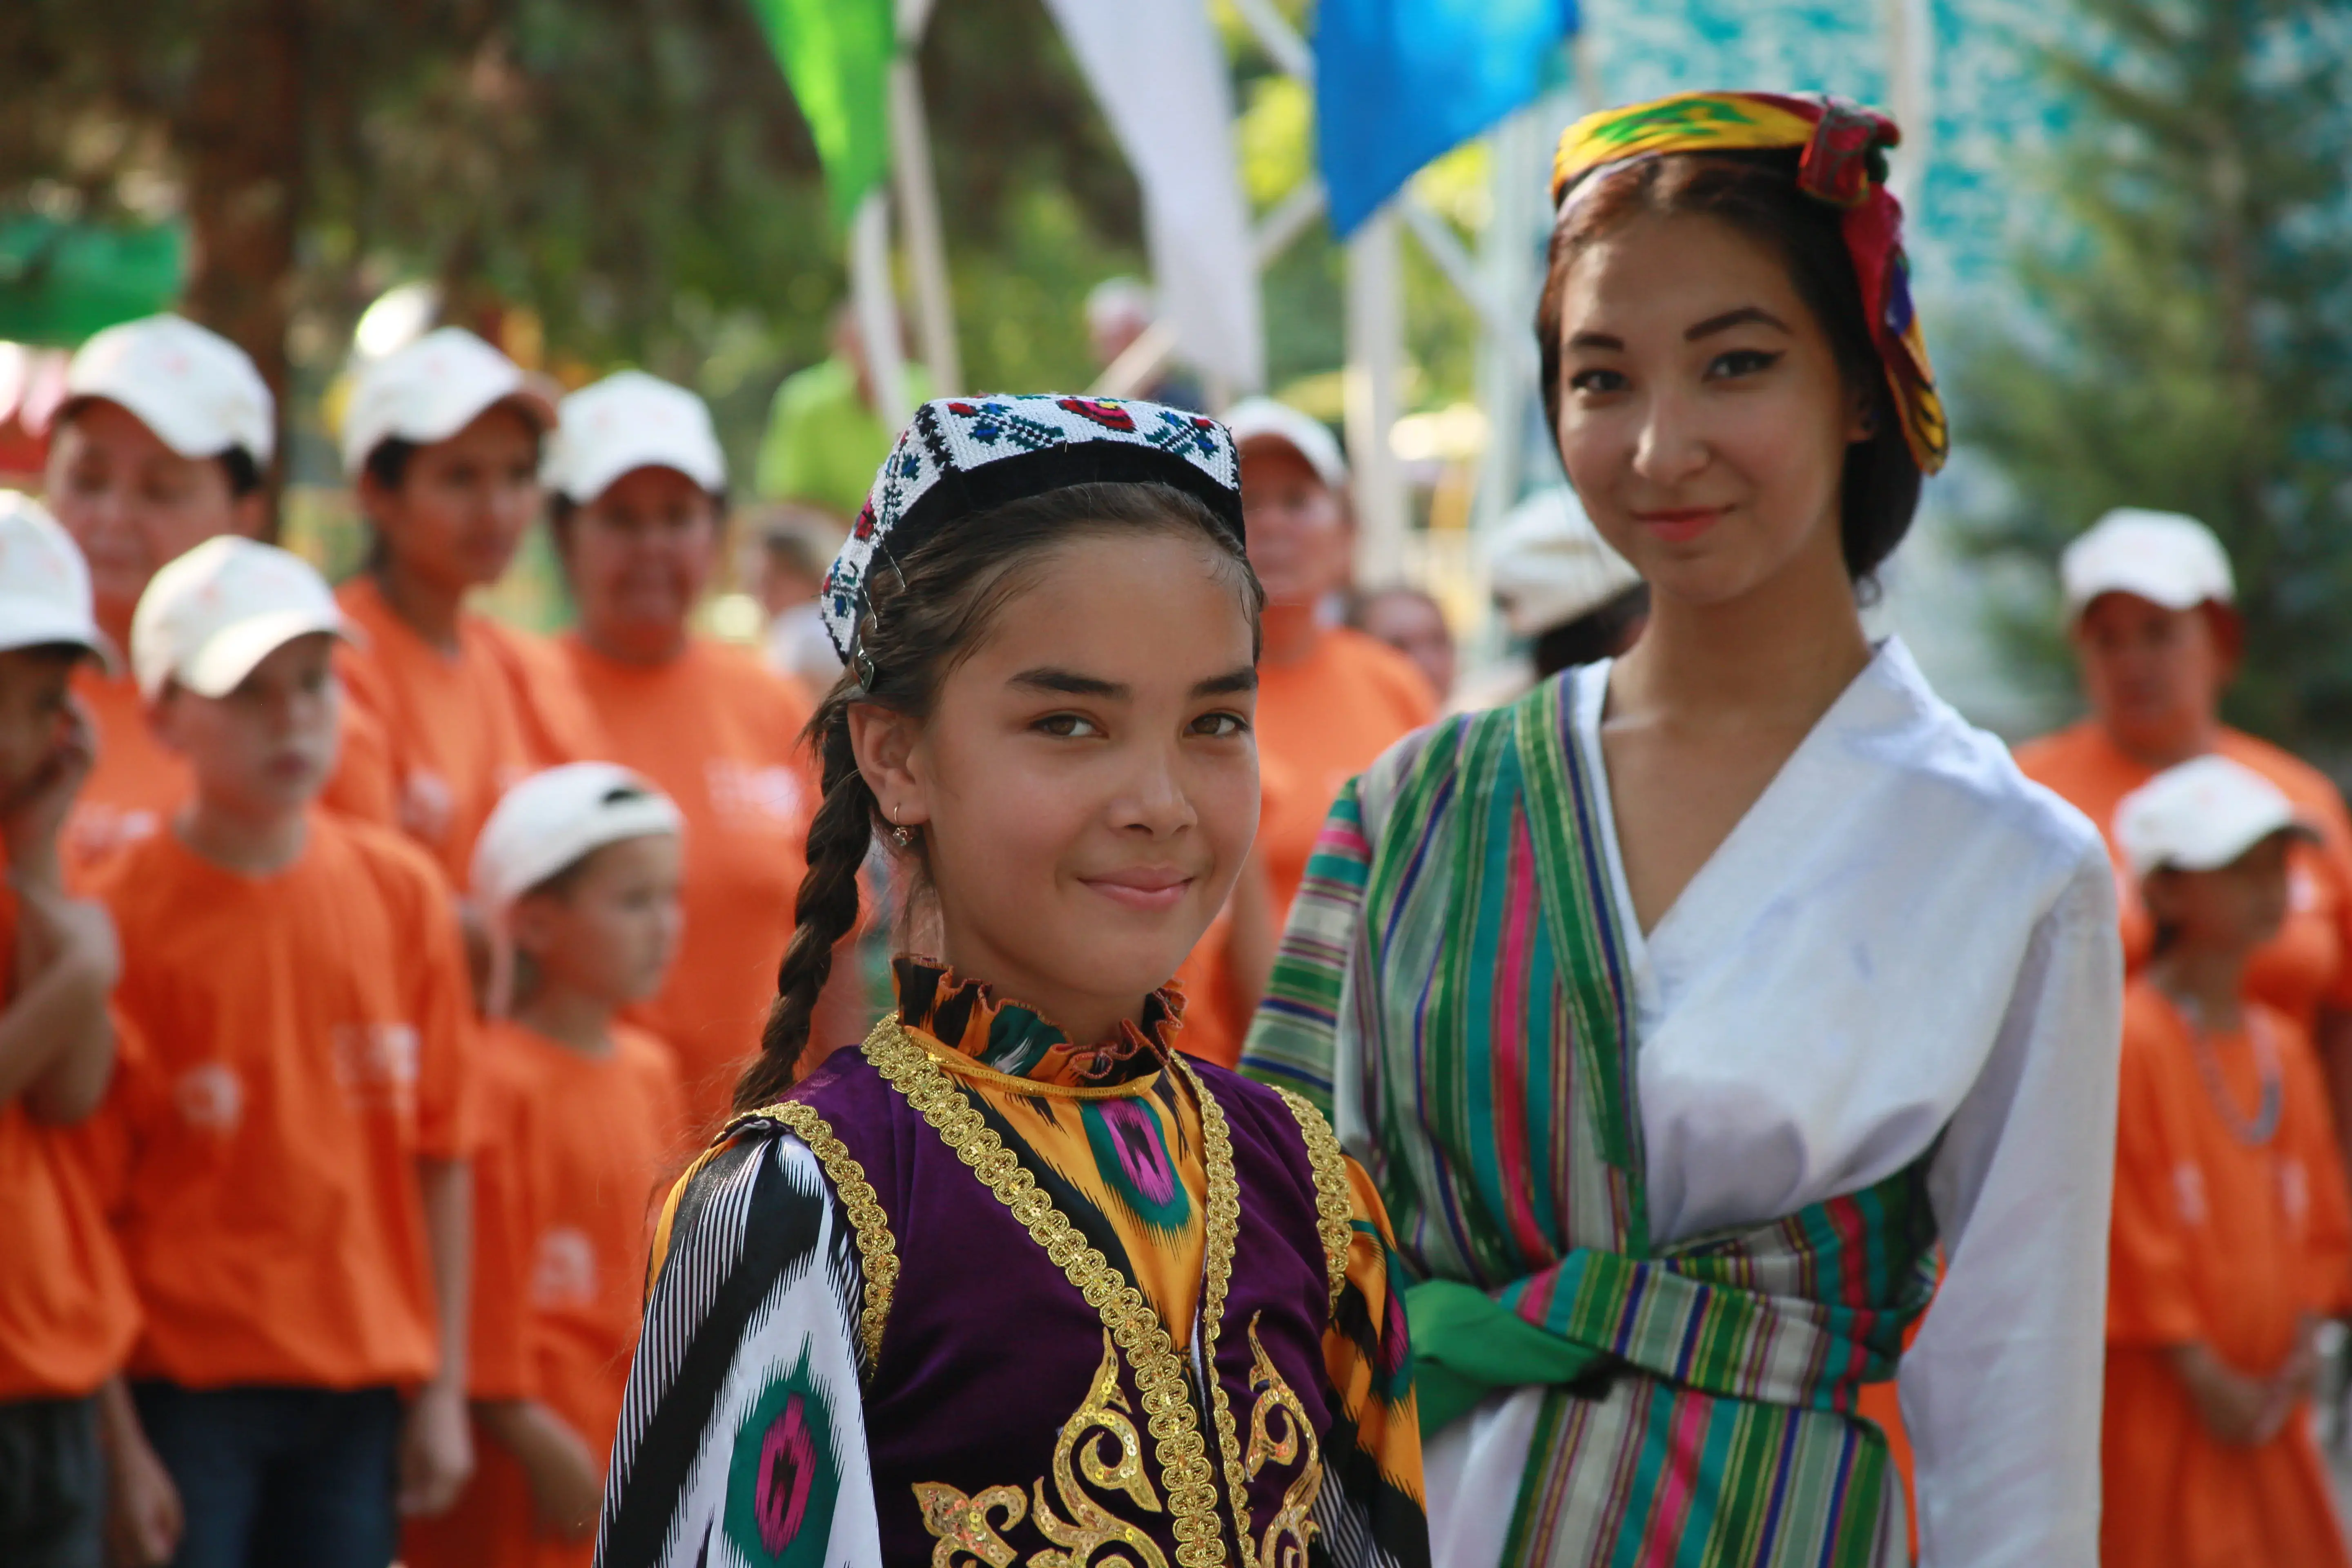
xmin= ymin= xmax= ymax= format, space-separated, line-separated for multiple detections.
xmin=1243 ymin=92 xmax=2123 ymax=1567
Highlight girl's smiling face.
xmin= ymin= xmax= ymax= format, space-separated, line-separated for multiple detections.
xmin=1552 ymin=210 xmax=1868 ymax=609
xmin=853 ymin=530 xmax=1260 ymax=1046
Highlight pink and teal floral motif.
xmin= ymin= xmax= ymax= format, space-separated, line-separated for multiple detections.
xmin=724 ymin=1351 xmax=840 ymax=1567
xmin=1082 ymin=1096 xmax=1192 ymax=1234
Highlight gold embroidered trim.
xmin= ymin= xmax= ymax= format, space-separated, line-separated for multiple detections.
xmin=1274 ymin=1088 xmax=1353 ymax=1317
xmin=734 ymin=1098 xmax=900 ymax=1376
xmin=865 ymin=1017 xmax=1238 ymax=1568
xmin=1174 ymin=1056 xmax=1259 ymax=1568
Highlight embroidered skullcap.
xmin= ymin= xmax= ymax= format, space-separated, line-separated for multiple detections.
xmin=821 ymin=395 xmax=1245 ymax=662
xmin=1551 ymin=91 xmax=1948 ymax=476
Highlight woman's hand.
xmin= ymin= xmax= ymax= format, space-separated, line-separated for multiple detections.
xmin=2168 ymin=1341 xmax=2281 ymax=1447
xmin=96 ymin=1378 xmax=182 ymax=1568
xmin=480 ymin=1397 xmax=605 ymax=1540
xmin=398 ymin=1380 xmax=476 ymax=1516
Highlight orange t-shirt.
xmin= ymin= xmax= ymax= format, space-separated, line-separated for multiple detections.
xmin=65 ymin=664 xmax=398 ymax=886
xmin=2103 ymin=982 xmax=2352 ymax=1568
xmin=2016 ymin=722 xmax=2352 ymax=1029
xmin=561 ymin=636 xmax=815 ymax=1131
xmin=89 ymin=812 xmax=479 ymax=1390
xmin=335 ymin=577 xmax=605 ymax=886
xmin=0 ymin=884 xmax=142 ymax=1401
xmin=1256 ymin=626 xmax=1437 ymax=916
xmin=403 ymin=1019 xmax=686 ymax=1568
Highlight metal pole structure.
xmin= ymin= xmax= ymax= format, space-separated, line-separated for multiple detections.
xmin=891 ymin=0 xmax=960 ymax=395
xmin=1470 ymin=104 xmax=1545 ymax=541
xmin=1345 ymin=205 xmax=1407 ymax=587
xmin=849 ymin=190 xmax=912 ymax=427
xmin=1882 ymin=0 xmax=1933 ymax=209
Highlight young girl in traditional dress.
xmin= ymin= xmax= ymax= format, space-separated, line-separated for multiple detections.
xmin=2103 ymin=757 xmax=2352 ymax=1568
xmin=596 ymin=396 xmax=1427 ymax=1568
xmin=1245 ymin=93 xmax=2123 ymax=1565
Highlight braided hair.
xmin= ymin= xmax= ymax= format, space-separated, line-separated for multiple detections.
xmin=731 ymin=479 xmax=1262 ymax=1110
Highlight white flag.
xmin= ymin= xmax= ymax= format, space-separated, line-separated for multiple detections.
xmin=1042 ymin=0 xmax=1265 ymax=394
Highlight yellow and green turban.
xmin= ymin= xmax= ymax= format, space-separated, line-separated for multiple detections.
xmin=1551 ymin=91 xmax=1948 ymax=475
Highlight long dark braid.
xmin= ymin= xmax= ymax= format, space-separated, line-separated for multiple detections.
xmin=734 ymin=700 xmax=875 ymax=1109
xmin=731 ymin=479 xmax=1263 ymax=1110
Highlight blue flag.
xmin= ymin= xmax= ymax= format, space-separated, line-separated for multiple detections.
xmin=1315 ymin=0 xmax=1577 ymax=238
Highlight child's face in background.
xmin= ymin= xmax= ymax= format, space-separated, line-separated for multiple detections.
xmin=152 ymin=633 xmax=342 ymax=818
xmin=2145 ymin=833 xmax=2294 ymax=958
xmin=516 ymin=832 xmax=684 ymax=1007
xmin=887 ymin=531 xmax=1260 ymax=1040
xmin=0 ymin=648 xmax=80 ymax=800
xmin=362 ymin=405 xmax=542 ymax=595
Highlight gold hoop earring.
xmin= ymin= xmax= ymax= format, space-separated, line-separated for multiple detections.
xmin=890 ymin=803 xmax=914 ymax=849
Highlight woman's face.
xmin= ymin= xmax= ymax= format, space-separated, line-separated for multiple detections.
xmin=362 ymin=403 xmax=542 ymax=595
xmin=855 ymin=532 xmax=1260 ymax=1045
xmin=2073 ymin=592 xmax=2232 ymax=761
xmin=1239 ymin=441 xmax=1348 ymax=607
xmin=45 ymin=399 xmax=260 ymax=635
xmin=1551 ymin=212 xmax=1866 ymax=609
xmin=564 ymin=466 xmax=720 ymax=664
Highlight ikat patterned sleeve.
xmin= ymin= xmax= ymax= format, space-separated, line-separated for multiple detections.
xmin=1316 ymin=1152 xmax=1430 ymax=1568
xmin=596 ymin=1128 xmax=883 ymax=1568
xmin=1242 ymin=778 xmax=1375 ymax=1119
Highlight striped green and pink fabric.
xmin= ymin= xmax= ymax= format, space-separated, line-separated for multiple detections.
xmin=1242 ymin=675 xmax=1938 ymax=1566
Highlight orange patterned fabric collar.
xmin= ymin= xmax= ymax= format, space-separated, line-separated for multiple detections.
xmin=891 ymin=954 xmax=1183 ymax=1089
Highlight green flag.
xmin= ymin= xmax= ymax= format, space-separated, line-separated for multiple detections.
xmin=746 ymin=0 xmax=894 ymax=231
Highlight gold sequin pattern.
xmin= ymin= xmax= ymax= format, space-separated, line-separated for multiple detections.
xmin=864 ymin=1018 xmax=1239 ymax=1568
xmin=1274 ymin=1088 xmax=1352 ymax=1317
xmin=733 ymin=1097 xmax=900 ymax=1377
xmin=1171 ymin=1056 xmax=1261 ymax=1568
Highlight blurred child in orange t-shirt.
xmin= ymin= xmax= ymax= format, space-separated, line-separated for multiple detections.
xmin=0 ymin=495 xmax=137 ymax=1568
xmin=333 ymin=328 xmax=604 ymax=892
xmin=88 ymin=538 xmax=479 ymax=1568
xmin=404 ymin=762 xmax=688 ymax=1568
xmin=41 ymin=315 xmax=396 ymax=881
xmin=2102 ymin=757 xmax=2352 ymax=1568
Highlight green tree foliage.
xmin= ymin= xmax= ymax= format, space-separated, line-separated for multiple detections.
xmin=0 ymin=0 xmax=1147 ymax=478
xmin=1954 ymin=0 xmax=2352 ymax=748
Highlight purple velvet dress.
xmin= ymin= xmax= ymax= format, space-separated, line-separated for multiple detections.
xmin=596 ymin=962 xmax=1426 ymax=1568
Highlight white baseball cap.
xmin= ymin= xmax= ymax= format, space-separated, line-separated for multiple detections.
xmin=1487 ymin=487 xmax=1644 ymax=640
xmin=130 ymin=537 xmax=348 ymax=699
xmin=61 ymin=314 xmax=275 ymax=465
xmin=1225 ymin=397 xmax=1349 ymax=491
xmin=2115 ymin=755 xmax=2312 ymax=880
xmin=543 ymin=370 xmax=727 ymax=503
xmin=339 ymin=327 xmax=556 ymax=477
xmin=2061 ymin=508 xmax=2235 ymax=620
xmin=472 ymin=762 xmax=684 ymax=920
xmin=0 ymin=492 xmax=115 ymax=669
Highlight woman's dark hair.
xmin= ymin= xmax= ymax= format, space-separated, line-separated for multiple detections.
xmin=1535 ymin=149 xmax=1922 ymax=587
xmin=218 ymin=447 xmax=264 ymax=499
xmin=362 ymin=438 xmax=418 ymax=494
xmin=731 ymin=479 xmax=1263 ymax=1110
xmin=1531 ymin=584 xmax=1650 ymax=679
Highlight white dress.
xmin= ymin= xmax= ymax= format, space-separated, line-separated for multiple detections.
xmin=1356 ymin=641 xmax=2122 ymax=1566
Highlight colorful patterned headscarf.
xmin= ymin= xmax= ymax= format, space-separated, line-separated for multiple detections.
xmin=1550 ymin=91 xmax=1948 ymax=475
xmin=822 ymin=394 xmax=1245 ymax=666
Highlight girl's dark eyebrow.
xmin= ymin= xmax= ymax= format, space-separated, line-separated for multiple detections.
xmin=1008 ymin=665 xmax=1258 ymax=700
xmin=1687 ymin=305 xmax=1790 ymax=340
xmin=1011 ymin=667 xmax=1124 ymax=698
xmin=1568 ymin=330 xmax=1624 ymax=351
